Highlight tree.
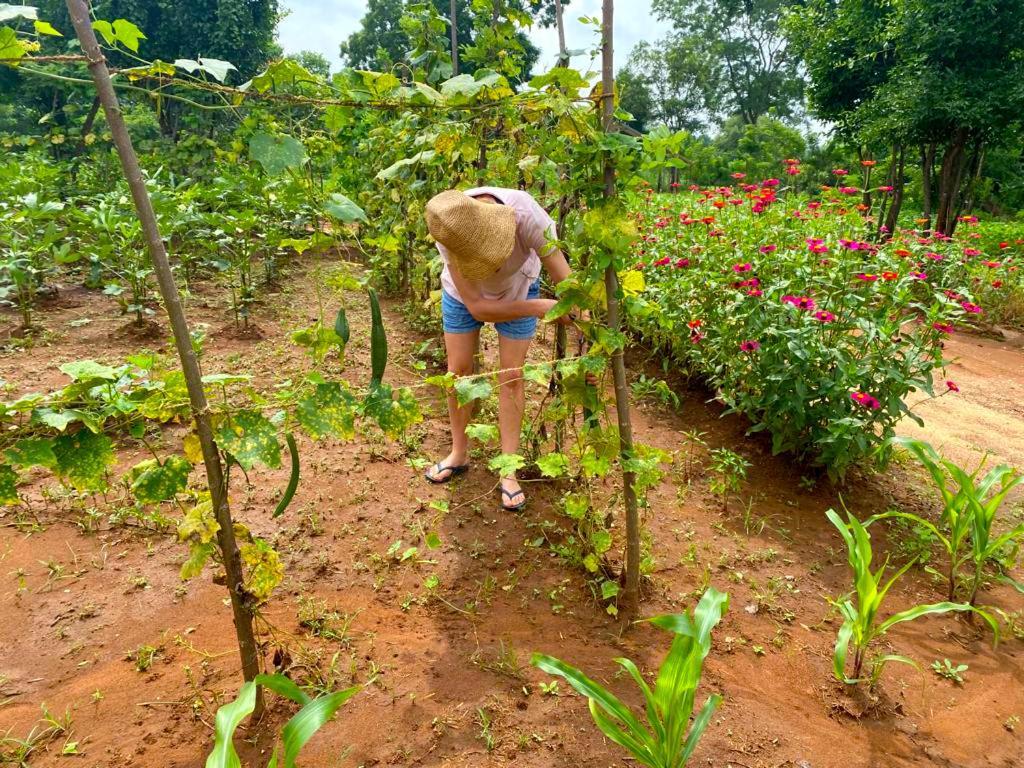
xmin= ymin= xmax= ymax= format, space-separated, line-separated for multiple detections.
xmin=651 ymin=0 xmax=803 ymax=126
xmin=789 ymin=0 xmax=1024 ymax=234
xmin=286 ymin=50 xmax=332 ymax=78
xmin=100 ymin=0 xmax=280 ymax=80
xmin=618 ymin=40 xmax=706 ymax=133
xmin=339 ymin=0 xmax=565 ymax=82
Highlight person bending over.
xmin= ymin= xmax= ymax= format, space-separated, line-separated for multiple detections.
xmin=423 ymin=186 xmax=576 ymax=511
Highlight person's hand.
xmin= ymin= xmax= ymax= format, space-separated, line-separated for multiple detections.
xmin=536 ymin=298 xmax=575 ymax=325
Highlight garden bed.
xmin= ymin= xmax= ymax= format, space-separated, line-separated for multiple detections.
xmin=1 ymin=255 xmax=1021 ymax=767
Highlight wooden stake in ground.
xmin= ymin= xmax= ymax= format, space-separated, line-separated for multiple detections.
xmin=450 ymin=0 xmax=459 ymax=75
xmin=600 ymin=0 xmax=641 ymax=618
xmin=64 ymin=0 xmax=263 ymax=699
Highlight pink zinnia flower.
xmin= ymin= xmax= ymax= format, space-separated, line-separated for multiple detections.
xmin=814 ymin=310 xmax=836 ymax=323
xmin=785 ymin=165 xmax=801 ymax=176
xmin=850 ymin=391 xmax=881 ymax=410
xmin=910 ymin=271 xmax=927 ymax=280
xmin=932 ymin=322 xmax=954 ymax=334
xmin=731 ymin=172 xmax=746 ymax=180
xmin=760 ymin=244 xmax=777 ymax=254
xmin=675 ymin=258 xmax=690 ymax=268
xmin=653 ymin=256 xmax=671 ymax=266
xmin=739 ymin=340 xmax=760 ymax=352
xmin=855 ymin=273 xmax=879 ymax=282
xmin=762 ymin=178 xmax=780 ymax=187
xmin=833 ymin=169 xmax=849 ymax=176
xmin=964 ymin=247 xmax=982 ymax=257
xmin=732 ymin=262 xmax=753 ymax=273
xmin=960 ymin=301 xmax=983 ymax=314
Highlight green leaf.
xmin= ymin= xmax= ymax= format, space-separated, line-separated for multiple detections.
xmin=277 ymin=686 xmax=360 ymax=768
xmin=536 ymin=452 xmax=569 ymax=478
xmin=130 ymin=455 xmax=191 ymax=503
xmin=296 ymin=382 xmax=355 ymax=440
xmin=488 ymin=453 xmax=525 ymax=477
xmin=425 ymin=531 xmax=442 ymax=549
xmin=91 ymin=19 xmax=114 ymax=46
xmin=240 ymin=538 xmax=284 ymax=601
xmin=0 ymin=26 xmax=26 ymax=62
xmin=454 ymin=377 xmax=491 ymax=407
xmin=253 ymin=673 xmax=311 ymax=706
xmin=324 ymin=193 xmax=367 ymax=224
xmin=111 ymin=18 xmax=145 ymax=51
xmin=59 ymin=359 xmax=118 ymax=382
xmin=5 ymin=437 xmax=57 ymax=469
xmin=53 ymin=430 xmax=114 ymax=491
xmin=464 ymin=423 xmax=498 ymax=443
xmin=360 ymin=384 xmax=421 ymax=438
xmin=248 ymin=132 xmax=307 ymax=175
xmin=33 ymin=19 xmax=61 ymax=36
xmin=31 ymin=407 xmax=83 ymax=432
xmin=195 ymin=57 xmax=236 ymax=82
xmin=204 ymin=681 xmax=257 ymax=768
xmin=0 ymin=464 xmax=19 ymax=505
xmin=216 ymin=411 xmax=281 ymax=470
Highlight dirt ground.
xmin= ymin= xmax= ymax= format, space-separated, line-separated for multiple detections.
xmin=1 ymin=256 xmax=1022 ymax=768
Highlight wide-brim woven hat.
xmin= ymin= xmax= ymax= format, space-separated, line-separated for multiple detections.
xmin=425 ymin=190 xmax=516 ymax=281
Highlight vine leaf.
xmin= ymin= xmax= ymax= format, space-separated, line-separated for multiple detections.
xmin=454 ymin=378 xmax=492 ymax=407
xmin=53 ymin=430 xmax=114 ymax=492
xmin=240 ymin=538 xmax=284 ymax=602
xmin=249 ymin=132 xmax=307 ymax=175
xmin=296 ymin=382 xmax=355 ymax=440
xmin=5 ymin=437 xmax=57 ymax=469
xmin=58 ymin=360 xmax=118 ymax=385
xmin=216 ymin=411 xmax=281 ymax=470
xmin=361 ymin=385 xmax=421 ymax=438
xmin=130 ymin=456 xmax=192 ymax=504
xmin=324 ymin=193 xmax=367 ymax=224
xmin=488 ymin=453 xmax=525 ymax=477
xmin=465 ymin=423 xmax=498 ymax=443
xmin=536 ymin=452 xmax=569 ymax=478
xmin=0 ymin=5 xmax=38 ymax=22
xmin=0 ymin=464 xmax=19 ymax=505
xmin=111 ymin=19 xmax=145 ymax=52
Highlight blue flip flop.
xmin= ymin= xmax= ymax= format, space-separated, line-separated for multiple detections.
xmin=425 ymin=462 xmax=470 ymax=484
xmin=500 ymin=485 xmax=527 ymax=512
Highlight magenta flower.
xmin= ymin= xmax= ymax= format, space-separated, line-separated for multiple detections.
xmin=910 ymin=271 xmax=927 ymax=280
xmin=675 ymin=258 xmax=690 ymax=268
xmin=963 ymin=248 xmax=982 ymax=257
xmin=932 ymin=322 xmax=954 ymax=334
xmin=850 ymin=391 xmax=881 ymax=410
xmin=855 ymin=273 xmax=879 ymax=282
xmin=839 ymin=186 xmax=860 ymax=195
xmin=960 ymin=301 xmax=983 ymax=314
xmin=814 ymin=310 xmax=836 ymax=322
xmin=782 ymin=295 xmax=816 ymax=311
xmin=739 ymin=340 xmax=760 ymax=352
xmin=762 ymin=178 xmax=781 ymax=187
xmin=833 ymin=168 xmax=849 ymax=176
xmin=732 ymin=262 xmax=753 ymax=273
xmin=759 ymin=244 xmax=777 ymax=254
xmin=946 ymin=380 xmax=959 ymax=393
xmin=653 ymin=256 xmax=671 ymax=267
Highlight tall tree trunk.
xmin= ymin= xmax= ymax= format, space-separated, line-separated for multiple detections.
xmin=601 ymin=0 xmax=641 ymax=620
xmin=884 ymin=144 xmax=906 ymax=237
xmin=555 ymin=0 xmax=569 ymax=67
xmin=450 ymin=0 xmax=459 ymax=75
xmin=954 ymin=140 xmax=985 ymax=223
xmin=65 ymin=0 xmax=263 ymax=711
xmin=936 ymin=129 xmax=969 ymax=236
xmin=921 ymin=143 xmax=935 ymax=232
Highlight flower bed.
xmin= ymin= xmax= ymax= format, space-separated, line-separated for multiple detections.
xmin=627 ymin=173 xmax=1023 ymax=478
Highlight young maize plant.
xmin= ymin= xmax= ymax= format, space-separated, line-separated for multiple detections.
xmin=827 ymin=509 xmax=998 ymax=686
xmin=531 ymin=587 xmax=728 ymax=768
xmin=883 ymin=437 xmax=1024 ymax=604
xmin=205 ymin=674 xmax=359 ymax=768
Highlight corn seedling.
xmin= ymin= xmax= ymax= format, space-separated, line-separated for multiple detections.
xmin=876 ymin=438 xmax=1023 ymax=605
xmin=532 ymin=586 xmax=728 ymax=768
xmin=826 ymin=509 xmax=997 ymax=686
xmin=205 ymin=673 xmax=359 ymax=768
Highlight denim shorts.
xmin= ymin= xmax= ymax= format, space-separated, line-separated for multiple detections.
xmin=441 ymin=279 xmax=540 ymax=340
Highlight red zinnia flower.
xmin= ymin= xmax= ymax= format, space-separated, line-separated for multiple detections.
xmin=739 ymin=340 xmax=760 ymax=352
xmin=946 ymin=380 xmax=959 ymax=392
xmin=850 ymin=391 xmax=881 ymax=410
xmin=932 ymin=322 xmax=954 ymax=334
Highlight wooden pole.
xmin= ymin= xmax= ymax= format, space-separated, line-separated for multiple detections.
xmin=64 ymin=0 xmax=263 ymax=703
xmin=555 ymin=0 xmax=569 ymax=67
xmin=600 ymin=0 xmax=640 ymax=618
xmin=450 ymin=0 xmax=459 ymax=75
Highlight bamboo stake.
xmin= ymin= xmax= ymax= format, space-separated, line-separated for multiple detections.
xmin=64 ymin=0 xmax=263 ymax=707
xmin=600 ymin=0 xmax=640 ymax=618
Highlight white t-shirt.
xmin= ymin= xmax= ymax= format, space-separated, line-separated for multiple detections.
xmin=438 ymin=187 xmax=556 ymax=303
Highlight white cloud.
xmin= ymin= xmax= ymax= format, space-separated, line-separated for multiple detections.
xmin=276 ymin=0 xmax=657 ymax=73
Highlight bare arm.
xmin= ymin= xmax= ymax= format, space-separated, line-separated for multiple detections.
xmin=448 ymin=264 xmax=555 ymax=323
xmin=541 ymin=248 xmax=571 ymax=285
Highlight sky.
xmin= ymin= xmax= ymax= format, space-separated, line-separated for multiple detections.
xmin=275 ymin=0 xmax=656 ymax=75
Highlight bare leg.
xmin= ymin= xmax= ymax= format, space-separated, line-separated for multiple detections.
xmin=496 ymin=334 xmax=532 ymax=506
xmin=426 ymin=330 xmax=480 ymax=481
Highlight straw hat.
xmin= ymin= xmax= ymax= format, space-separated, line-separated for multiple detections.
xmin=425 ymin=190 xmax=516 ymax=280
